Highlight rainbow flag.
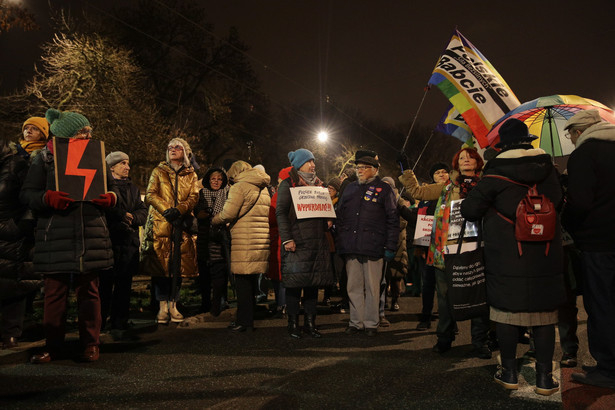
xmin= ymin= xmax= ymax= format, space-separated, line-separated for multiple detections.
xmin=428 ymin=30 xmax=520 ymax=147
xmin=435 ymin=104 xmax=472 ymax=143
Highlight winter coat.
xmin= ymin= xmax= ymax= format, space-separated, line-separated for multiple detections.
xmin=140 ymin=162 xmax=199 ymax=277
xmin=336 ymin=176 xmax=399 ymax=258
xmin=19 ymin=144 xmax=114 ymax=275
xmin=106 ymin=177 xmax=148 ymax=266
xmin=388 ymin=199 xmax=409 ymax=279
xmin=275 ymin=167 xmax=335 ymax=288
xmin=194 ymin=167 xmax=230 ymax=264
xmin=562 ymin=122 xmax=615 ymax=251
xmin=211 ymin=161 xmax=271 ymax=275
xmin=461 ymin=148 xmax=566 ymax=312
xmin=267 ymin=189 xmax=282 ymax=281
xmin=0 ymin=141 xmax=41 ymax=299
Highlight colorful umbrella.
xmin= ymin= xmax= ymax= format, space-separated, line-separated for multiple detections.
xmin=486 ymin=95 xmax=615 ymax=157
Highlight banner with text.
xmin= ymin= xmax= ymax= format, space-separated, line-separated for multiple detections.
xmin=290 ymin=186 xmax=336 ymax=219
xmin=428 ymin=29 xmax=521 ymax=147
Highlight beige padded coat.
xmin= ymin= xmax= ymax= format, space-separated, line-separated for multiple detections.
xmin=140 ymin=162 xmax=199 ymax=277
xmin=212 ymin=161 xmax=271 ymax=275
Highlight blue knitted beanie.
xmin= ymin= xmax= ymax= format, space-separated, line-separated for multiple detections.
xmin=288 ymin=148 xmax=315 ymax=169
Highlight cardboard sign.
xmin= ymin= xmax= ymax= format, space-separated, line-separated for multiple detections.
xmin=53 ymin=137 xmax=107 ymax=201
xmin=413 ymin=202 xmax=434 ymax=246
xmin=289 ymin=186 xmax=336 ymax=219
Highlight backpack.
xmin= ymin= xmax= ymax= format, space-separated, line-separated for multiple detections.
xmin=484 ymin=175 xmax=556 ymax=256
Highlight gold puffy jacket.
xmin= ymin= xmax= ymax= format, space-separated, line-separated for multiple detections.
xmin=212 ymin=161 xmax=271 ymax=275
xmin=140 ymin=162 xmax=199 ymax=277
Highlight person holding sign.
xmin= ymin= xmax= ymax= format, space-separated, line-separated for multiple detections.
xmin=399 ymin=148 xmax=490 ymax=358
xmin=461 ymin=118 xmax=564 ymax=395
xmin=21 ymin=109 xmax=116 ymax=363
xmin=336 ymin=150 xmax=399 ymax=337
xmin=276 ymin=149 xmax=335 ymax=338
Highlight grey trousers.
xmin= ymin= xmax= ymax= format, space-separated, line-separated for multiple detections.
xmin=346 ymin=257 xmax=383 ymax=330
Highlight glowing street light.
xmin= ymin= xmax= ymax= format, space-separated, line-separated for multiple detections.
xmin=317 ymin=131 xmax=328 ymax=143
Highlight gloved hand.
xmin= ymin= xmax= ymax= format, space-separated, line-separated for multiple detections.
xmin=91 ymin=192 xmax=116 ymax=208
xmin=162 ymin=207 xmax=181 ymax=223
xmin=384 ymin=249 xmax=395 ymax=262
xmin=396 ymin=152 xmax=410 ymax=172
xmin=44 ymin=190 xmax=74 ymax=210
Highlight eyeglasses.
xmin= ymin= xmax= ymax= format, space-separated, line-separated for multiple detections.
xmin=356 ymin=165 xmax=373 ymax=171
xmin=168 ymin=145 xmax=184 ymax=151
xmin=564 ymin=129 xmax=577 ymax=140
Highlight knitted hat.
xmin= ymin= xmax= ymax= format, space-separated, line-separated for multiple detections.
xmin=288 ymin=148 xmax=315 ymax=169
xmin=278 ymin=166 xmax=292 ymax=181
xmin=327 ymin=176 xmax=341 ymax=192
xmin=166 ymin=137 xmax=193 ymax=168
xmin=429 ymin=162 xmax=450 ymax=182
xmin=22 ymin=117 xmax=49 ymax=139
xmin=105 ymin=151 xmax=129 ymax=168
xmin=564 ymin=109 xmax=603 ymax=130
xmin=495 ymin=118 xmax=538 ymax=148
xmin=354 ymin=150 xmax=380 ymax=168
xmin=45 ymin=108 xmax=90 ymax=138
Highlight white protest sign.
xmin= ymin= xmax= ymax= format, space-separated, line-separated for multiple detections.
xmin=290 ymin=186 xmax=336 ymax=219
xmin=447 ymin=199 xmax=478 ymax=241
xmin=413 ymin=201 xmax=434 ymax=248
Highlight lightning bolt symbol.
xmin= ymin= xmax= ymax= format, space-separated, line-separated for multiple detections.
xmin=65 ymin=139 xmax=97 ymax=200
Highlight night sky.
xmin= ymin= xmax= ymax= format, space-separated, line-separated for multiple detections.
xmin=3 ymin=0 xmax=615 ymax=132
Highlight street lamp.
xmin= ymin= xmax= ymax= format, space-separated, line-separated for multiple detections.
xmin=317 ymin=131 xmax=328 ymax=143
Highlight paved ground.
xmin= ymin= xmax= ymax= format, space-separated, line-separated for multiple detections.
xmin=0 ymin=293 xmax=613 ymax=409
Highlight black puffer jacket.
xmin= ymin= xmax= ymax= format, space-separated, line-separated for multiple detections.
xmin=461 ymin=148 xmax=566 ymax=312
xmin=106 ymin=177 xmax=148 ymax=265
xmin=275 ymin=168 xmax=334 ymax=288
xmin=19 ymin=146 xmax=114 ymax=274
xmin=0 ymin=141 xmax=41 ymax=298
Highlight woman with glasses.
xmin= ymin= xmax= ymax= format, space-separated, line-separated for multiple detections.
xmin=141 ymin=138 xmax=199 ymax=324
xmin=399 ymin=147 xmax=491 ymax=359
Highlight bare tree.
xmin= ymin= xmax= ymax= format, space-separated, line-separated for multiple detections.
xmin=0 ymin=0 xmax=38 ymax=33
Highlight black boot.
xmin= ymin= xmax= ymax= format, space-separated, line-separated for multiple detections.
xmin=535 ymin=362 xmax=559 ymax=396
xmin=287 ymin=315 xmax=301 ymax=339
xmin=494 ymin=358 xmax=519 ymax=390
xmin=303 ymin=314 xmax=322 ymax=338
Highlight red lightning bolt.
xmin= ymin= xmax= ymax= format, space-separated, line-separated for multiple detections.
xmin=65 ymin=139 xmax=97 ymax=200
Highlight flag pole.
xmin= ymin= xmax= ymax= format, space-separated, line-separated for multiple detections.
xmin=411 ymin=130 xmax=435 ymax=172
xmin=401 ymin=86 xmax=430 ymax=153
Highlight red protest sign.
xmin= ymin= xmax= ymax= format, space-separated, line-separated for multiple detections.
xmin=53 ymin=137 xmax=107 ymax=201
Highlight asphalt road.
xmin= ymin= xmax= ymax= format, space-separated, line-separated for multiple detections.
xmin=0 ymin=293 xmax=610 ymax=409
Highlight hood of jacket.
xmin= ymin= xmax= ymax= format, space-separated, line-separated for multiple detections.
xmin=576 ymin=122 xmax=615 ymax=148
xmin=202 ymin=166 xmax=229 ymax=190
xmin=157 ymin=161 xmax=194 ymax=177
xmin=484 ymin=147 xmax=554 ymax=185
xmin=232 ymin=165 xmax=271 ymax=188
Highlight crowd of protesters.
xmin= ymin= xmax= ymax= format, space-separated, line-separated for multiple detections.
xmin=0 ymin=107 xmax=613 ymax=393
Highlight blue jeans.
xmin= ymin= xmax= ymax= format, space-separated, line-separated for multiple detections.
xmin=581 ymin=251 xmax=615 ymax=377
xmin=153 ymin=276 xmax=182 ymax=302
xmin=435 ymin=267 xmax=489 ymax=347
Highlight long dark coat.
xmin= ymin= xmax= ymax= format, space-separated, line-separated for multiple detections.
xmin=19 ymin=146 xmax=114 ymax=275
xmin=275 ymin=168 xmax=334 ymax=289
xmin=461 ymin=148 xmax=566 ymax=313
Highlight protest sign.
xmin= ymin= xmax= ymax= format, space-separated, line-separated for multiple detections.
xmin=289 ymin=186 xmax=336 ymax=219
xmin=53 ymin=137 xmax=107 ymax=201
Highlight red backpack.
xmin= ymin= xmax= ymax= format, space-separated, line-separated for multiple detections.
xmin=485 ymin=175 xmax=556 ymax=256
